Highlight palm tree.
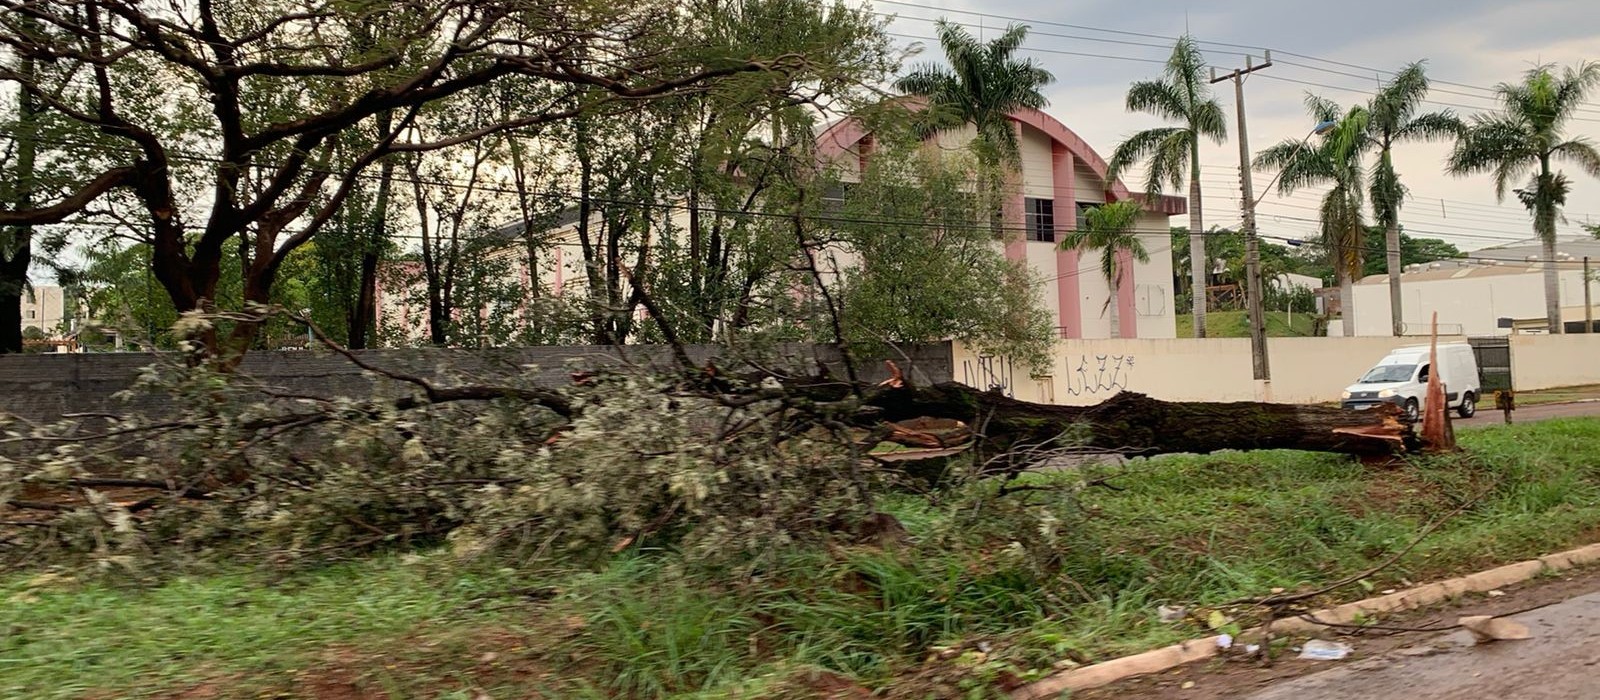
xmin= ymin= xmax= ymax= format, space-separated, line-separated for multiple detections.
xmin=1059 ymin=200 xmax=1149 ymax=337
xmin=1105 ymin=36 xmax=1227 ymax=338
xmin=1448 ymin=63 xmax=1600 ymax=334
xmin=1254 ymin=96 xmax=1371 ymax=335
xmin=895 ymin=20 xmax=1054 ymax=167
xmin=1368 ymin=62 xmax=1462 ymax=337
xmin=896 ymin=20 xmax=1052 ymax=235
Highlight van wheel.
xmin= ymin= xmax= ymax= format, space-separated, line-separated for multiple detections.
xmin=1458 ymin=393 xmax=1477 ymax=419
xmin=1403 ymin=398 xmax=1420 ymax=423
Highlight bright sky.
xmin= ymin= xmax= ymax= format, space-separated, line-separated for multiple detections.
xmin=875 ymin=0 xmax=1600 ymax=252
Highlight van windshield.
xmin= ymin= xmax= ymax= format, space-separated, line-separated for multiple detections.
xmin=1360 ymin=364 xmax=1416 ymax=383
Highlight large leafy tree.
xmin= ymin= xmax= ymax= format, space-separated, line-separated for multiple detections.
xmin=1448 ymin=63 xmax=1600 ymax=333
xmin=0 ymin=0 xmax=797 ymax=364
xmin=1255 ymin=96 xmax=1371 ymax=335
xmin=1105 ymin=36 xmax=1226 ymax=338
xmin=1368 ymin=62 xmax=1461 ymax=336
xmin=1059 ymin=199 xmax=1149 ymax=337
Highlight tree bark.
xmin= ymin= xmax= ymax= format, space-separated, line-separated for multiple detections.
xmin=858 ymin=382 xmax=1418 ymax=459
xmin=1 ymin=43 xmax=39 ymax=354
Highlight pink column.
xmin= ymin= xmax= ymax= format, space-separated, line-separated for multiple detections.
xmin=552 ymin=247 xmax=565 ymax=296
xmin=1051 ymin=143 xmax=1080 ymax=338
xmin=1116 ymin=248 xmax=1138 ymax=339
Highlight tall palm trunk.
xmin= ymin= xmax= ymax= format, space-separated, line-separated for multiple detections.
xmin=1187 ymin=150 xmax=1207 ymax=338
xmin=1538 ymin=161 xmax=1564 ymax=334
xmin=1385 ymin=220 xmax=1402 ymax=335
xmin=1542 ymin=232 xmax=1561 ymax=333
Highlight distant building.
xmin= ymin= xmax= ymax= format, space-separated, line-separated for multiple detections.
xmin=22 ymin=285 xmax=65 ymax=335
xmin=1349 ymin=237 xmax=1599 ymax=336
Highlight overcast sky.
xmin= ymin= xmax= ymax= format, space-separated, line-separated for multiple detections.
xmin=878 ymin=0 xmax=1600 ymax=253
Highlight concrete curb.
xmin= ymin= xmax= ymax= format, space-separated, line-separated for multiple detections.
xmin=1011 ymin=541 xmax=1600 ymax=700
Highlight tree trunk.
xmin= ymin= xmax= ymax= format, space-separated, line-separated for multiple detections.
xmin=1386 ymin=220 xmax=1403 ymax=336
xmin=1188 ymin=148 xmax=1207 ymax=338
xmin=1543 ymin=233 xmax=1562 ymax=334
xmin=351 ymin=111 xmax=398 ymax=350
xmin=0 ymin=273 xmax=23 ymax=354
xmin=1 ymin=45 xmax=39 ymax=354
xmin=861 ymin=383 xmax=1418 ymax=460
xmin=1339 ymin=273 xmax=1356 ymax=338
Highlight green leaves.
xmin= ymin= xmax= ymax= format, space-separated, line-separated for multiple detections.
xmin=894 ymin=19 xmax=1054 ymax=166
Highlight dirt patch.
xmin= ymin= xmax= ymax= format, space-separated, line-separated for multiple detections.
xmin=1071 ymin=561 xmax=1600 ymax=700
xmin=163 ymin=625 xmax=558 ymax=700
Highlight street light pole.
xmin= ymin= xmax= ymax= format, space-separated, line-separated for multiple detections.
xmin=1213 ymin=54 xmax=1274 ymax=382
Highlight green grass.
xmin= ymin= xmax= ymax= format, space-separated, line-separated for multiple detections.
xmin=7 ymin=419 xmax=1600 ymax=699
xmin=0 ymin=556 xmax=534 ymax=699
xmin=1176 ymin=309 xmax=1317 ymax=338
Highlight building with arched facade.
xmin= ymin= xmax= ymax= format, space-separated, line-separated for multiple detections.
xmin=814 ymin=106 xmax=1184 ymax=340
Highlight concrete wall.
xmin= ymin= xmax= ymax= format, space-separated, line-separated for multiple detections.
xmin=953 ymin=336 xmax=1475 ymax=406
xmin=0 ymin=343 xmax=954 ymax=424
xmin=1511 ymin=335 xmax=1600 ymax=391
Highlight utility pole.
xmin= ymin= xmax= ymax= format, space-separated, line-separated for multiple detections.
xmin=1213 ymin=53 xmax=1273 ymax=382
xmin=1586 ymin=256 xmax=1594 ymax=333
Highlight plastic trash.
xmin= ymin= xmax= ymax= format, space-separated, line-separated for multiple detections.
xmin=1298 ymin=639 xmax=1353 ymax=660
xmin=1158 ymin=605 xmax=1187 ymax=622
xmin=1216 ymin=633 xmax=1234 ymax=649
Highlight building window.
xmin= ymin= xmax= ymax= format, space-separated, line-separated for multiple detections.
xmin=1075 ymin=202 xmax=1098 ymax=233
xmin=1025 ymin=197 xmax=1054 ymax=242
xmin=26 ymin=310 xmax=35 ymax=320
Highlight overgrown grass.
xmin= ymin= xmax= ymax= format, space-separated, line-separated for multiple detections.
xmin=1177 ymin=309 xmax=1316 ymax=338
xmin=7 ymin=419 xmax=1600 ymax=699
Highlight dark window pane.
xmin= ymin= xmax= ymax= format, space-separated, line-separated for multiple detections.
xmin=1025 ymin=197 xmax=1055 ymax=242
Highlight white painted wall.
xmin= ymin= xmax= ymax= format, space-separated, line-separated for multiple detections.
xmin=1511 ymin=334 xmax=1600 ymax=390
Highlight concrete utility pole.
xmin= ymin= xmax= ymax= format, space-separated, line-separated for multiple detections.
xmin=1213 ymin=54 xmax=1273 ymax=382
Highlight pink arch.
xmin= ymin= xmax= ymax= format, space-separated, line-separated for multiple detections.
xmin=815 ymin=104 xmax=1131 ymax=201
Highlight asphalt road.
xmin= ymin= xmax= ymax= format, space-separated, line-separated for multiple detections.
xmin=1245 ymin=590 xmax=1600 ymax=700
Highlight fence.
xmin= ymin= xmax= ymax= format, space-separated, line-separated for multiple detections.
xmin=0 ymin=342 xmax=954 ymax=424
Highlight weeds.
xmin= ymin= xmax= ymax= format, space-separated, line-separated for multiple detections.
xmin=5 ymin=419 xmax=1600 ymax=698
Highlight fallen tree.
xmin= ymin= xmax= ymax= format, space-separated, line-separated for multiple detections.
xmin=858 ymin=380 xmax=1418 ymax=459
xmin=0 ymin=311 xmax=1423 ymax=567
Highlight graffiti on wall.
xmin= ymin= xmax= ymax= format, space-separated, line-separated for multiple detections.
xmin=962 ymin=355 xmax=1015 ymax=398
xmin=1063 ymin=354 xmax=1134 ymax=396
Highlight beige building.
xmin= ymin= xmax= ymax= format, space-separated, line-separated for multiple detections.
xmin=1350 ymin=237 xmax=1599 ymax=336
xmin=22 ymin=284 xmax=65 ymax=335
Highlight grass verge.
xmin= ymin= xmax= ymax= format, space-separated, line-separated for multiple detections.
xmin=5 ymin=418 xmax=1600 ymax=699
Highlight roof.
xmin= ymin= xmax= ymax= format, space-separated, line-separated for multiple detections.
xmin=1468 ymin=236 xmax=1600 ymax=262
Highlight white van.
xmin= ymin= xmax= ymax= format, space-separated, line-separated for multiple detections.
xmin=1341 ymin=343 xmax=1481 ymax=421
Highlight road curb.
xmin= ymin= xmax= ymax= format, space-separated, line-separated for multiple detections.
xmin=1011 ymin=541 xmax=1600 ymax=699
